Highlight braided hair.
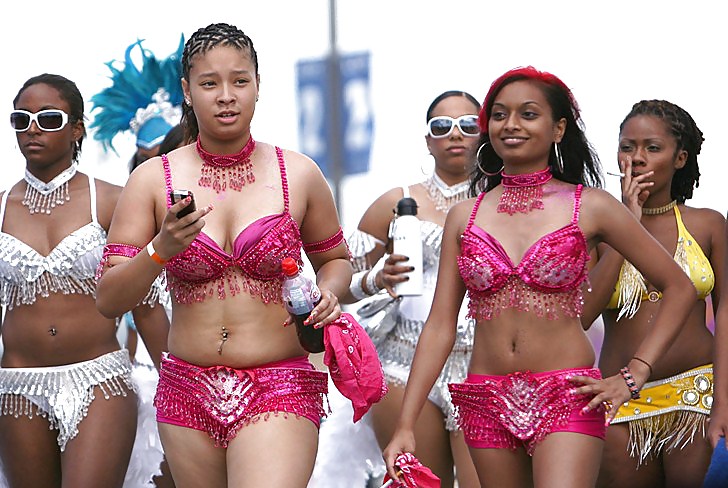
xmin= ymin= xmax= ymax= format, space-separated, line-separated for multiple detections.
xmin=619 ymin=100 xmax=703 ymax=202
xmin=14 ymin=73 xmax=86 ymax=162
xmin=470 ymin=66 xmax=602 ymax=196
xmin=181 ymin=23 xmax=258 ymax=142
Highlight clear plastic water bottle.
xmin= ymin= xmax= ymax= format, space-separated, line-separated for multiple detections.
xmin=281 ymin=257 xmax=324 ymax=353
xmin=392 ymin=197 xmax=423 ymax=296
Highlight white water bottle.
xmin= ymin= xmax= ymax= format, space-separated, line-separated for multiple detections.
xmin=392 ymin=197 xmax=423 ymax=296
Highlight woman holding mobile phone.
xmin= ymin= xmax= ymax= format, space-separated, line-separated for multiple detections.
xmin=96 ymin=23 xmax=352 ymax=488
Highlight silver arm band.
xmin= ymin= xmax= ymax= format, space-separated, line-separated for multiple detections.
xmin=364 ymin=268 xmax=382 ymax=295
xmin=350 ymin=270 xmax=370 ymax=301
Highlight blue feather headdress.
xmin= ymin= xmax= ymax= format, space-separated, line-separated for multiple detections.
xmin=90 ymin=35 xmax=185 ymax=152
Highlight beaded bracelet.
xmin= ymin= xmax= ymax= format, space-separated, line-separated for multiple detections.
xmin=620 ymin=366 xmax=641 ymax=400
xmin=349 ymin=270 xmax=369 ymax=300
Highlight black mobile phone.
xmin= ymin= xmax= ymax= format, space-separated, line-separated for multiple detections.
xmin=169 ymin=189 xmax=196 ymax=218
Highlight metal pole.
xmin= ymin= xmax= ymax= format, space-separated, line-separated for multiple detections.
xmin=327 ymin=0 xmax=343 ymax=217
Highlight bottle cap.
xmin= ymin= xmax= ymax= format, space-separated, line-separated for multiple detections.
xmin=396 ymin=197 xmax=418 ymax=216
xmin=281 ymin=257 xmax=300 ymax=276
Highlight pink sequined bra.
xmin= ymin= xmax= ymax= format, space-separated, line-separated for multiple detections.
xmin=457 ymin=185 xmax=589 ymax=320
xmin=162 ymin=147 xmax=303 ymax=304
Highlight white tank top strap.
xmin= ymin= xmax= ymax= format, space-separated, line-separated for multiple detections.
xmin=88 ymin=175 xmax=98 ymax=224
xmin=0 ymin=188 xmax=9 ymax=227
xmin=402 ymin=186 xmax=410 ymax=199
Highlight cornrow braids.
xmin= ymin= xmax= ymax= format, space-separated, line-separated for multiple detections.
xmin=620 ymin=100 xmax=704 ymax=202
xmin=181 ymin=23 xmax=259 ymax=142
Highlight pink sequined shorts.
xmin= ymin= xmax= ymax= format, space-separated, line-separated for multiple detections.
xmin=449 ymin=367 xmax=606 ymax=455
xmin=154 ymin=353 xmax=328 ymax=447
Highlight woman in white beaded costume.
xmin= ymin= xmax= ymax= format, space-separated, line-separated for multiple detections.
xmin=339 ymin=91 xmax=482 ymax=487
xmin=0 ymin=73 xmax=169 ymax=488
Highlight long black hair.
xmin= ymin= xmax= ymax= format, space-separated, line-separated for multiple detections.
xmin=471 ymin=66 xmax=602 ymax=196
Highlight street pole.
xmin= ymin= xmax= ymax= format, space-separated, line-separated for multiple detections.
xmin=327 ymin=0 xmax=343 ymax=218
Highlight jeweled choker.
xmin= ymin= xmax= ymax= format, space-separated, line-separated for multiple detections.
xmin=22 ymin=164 xmax=77 ymax=215
xmin=422 ymin=173 xmax=470 ymax=213
xmin=497 ymin=167 xmax=552 ymax=215
xmin=642 ymin=200 xmax=677 ymax=215
xmin=196 ymin=135 xmax=256 ymax=193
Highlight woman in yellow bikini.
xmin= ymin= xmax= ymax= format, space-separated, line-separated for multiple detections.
xmin=582 ymin=99 xmax=726 ymax=488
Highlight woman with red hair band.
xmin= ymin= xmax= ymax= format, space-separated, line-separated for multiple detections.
xmin=383 ymin=67 xmax=696 ymax=487
xmin=581 ymin=100 xmax=725 ymax=488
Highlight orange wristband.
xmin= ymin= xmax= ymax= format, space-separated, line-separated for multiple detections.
xmin=146 ymin=241 xmax=168 ymax=266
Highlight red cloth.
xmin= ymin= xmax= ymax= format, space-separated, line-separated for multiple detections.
xmin=382 ymin=453 xmax=440 ymax=487
xmin=323 ymin=312 xmax=387 ymax=422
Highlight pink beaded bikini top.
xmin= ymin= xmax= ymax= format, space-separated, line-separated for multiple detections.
xmin=162 ymin=147 xmax=303 ymax=304
xmin=457 ymin=185 xmax=589 ymax=320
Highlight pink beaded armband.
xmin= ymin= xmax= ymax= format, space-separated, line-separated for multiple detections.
xmin=303 ymin=228 xmax=346 ymax=254
xmin=620 ymin=366 xmax=641 ymax=400
xmin=95 ymin=243 xmax=143 ymax=280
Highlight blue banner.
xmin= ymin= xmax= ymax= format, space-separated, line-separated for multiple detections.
xmin=296 ymin=52 xmax=373 ymax=178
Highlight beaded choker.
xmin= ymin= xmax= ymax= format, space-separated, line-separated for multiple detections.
xmin=22 ymin=164 xmax=77 ymax=215
xmin=422 ymin=173 xmax=470 ymax=213
xmin=498 ymin=167 xmax=552 ymax=215
xmin=196 ymin=135 xmax=257 ymax=193
xmin=642 ymin=200 xmax=677 ymax=216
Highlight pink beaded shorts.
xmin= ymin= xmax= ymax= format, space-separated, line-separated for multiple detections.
xmin=449 ymin=367 xmax=606 ymax=455
xmin=155 ymin=353 xmax=328 ymax=447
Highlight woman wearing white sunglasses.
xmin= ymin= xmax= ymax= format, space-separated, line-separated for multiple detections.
xmin=0 ymin=74 xmax=170 ymax=488
xmin=334 ymin=91 xmax=482 ymax=487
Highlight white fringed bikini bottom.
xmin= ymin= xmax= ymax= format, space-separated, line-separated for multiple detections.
xmin=0 ymin=349 xmax=135 ymax=451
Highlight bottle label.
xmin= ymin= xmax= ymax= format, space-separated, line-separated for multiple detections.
xmin=288 ymin=288 xmax=312 ymax=315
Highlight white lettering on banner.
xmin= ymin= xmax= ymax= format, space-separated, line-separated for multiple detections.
xmin=299 ymin=85 xmax=325 ymax=158
xmin=343 ymin=79 xmax=371 ymax=152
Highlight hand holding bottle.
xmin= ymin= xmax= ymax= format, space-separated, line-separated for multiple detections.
xmin=390 ymin=197 xmax=423 ymax=296
xmin=281 ymin=258 xmax=341 ymax=352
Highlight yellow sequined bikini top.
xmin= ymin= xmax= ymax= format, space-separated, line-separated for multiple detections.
xmin=607 ymin=205 xmax=714 ymax=320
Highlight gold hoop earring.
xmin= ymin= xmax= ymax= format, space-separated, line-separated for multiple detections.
xmin=554 ymin=142 xmax=564 ymax=173
xmin=476 ymin=142 xmax=503 ymax=176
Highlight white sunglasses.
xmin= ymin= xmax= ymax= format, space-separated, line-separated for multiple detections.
xmin=10 ymin=109 xmax=70 ymax=132
xmin=426 ymin=115 xmax=479 ymax=138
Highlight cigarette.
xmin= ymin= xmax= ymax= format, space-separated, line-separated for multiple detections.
xmin=381 ymin=471 xmax=403 ymax=487
xmin=606 ymin=171 xmax=625 ymax=177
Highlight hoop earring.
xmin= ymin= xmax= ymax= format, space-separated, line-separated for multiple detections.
xmin=420 ymin=161 xmax=430 ymax=176
xmin=554 ymin=142 xmax=564 ymax=173
xmin=476 ymin=142 xmax=504 ymax=176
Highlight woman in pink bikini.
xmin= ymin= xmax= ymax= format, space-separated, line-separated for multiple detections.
xmin=383 ymin=67 xmax=696 ymax=487
xmin=96 ymin=23 xmax=352 ymax=488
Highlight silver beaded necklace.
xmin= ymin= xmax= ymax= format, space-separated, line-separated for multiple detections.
xmin=422 ymin=172 xmax=470 ymax=213
xmin=22 ymin=164 xmax=77 ymax=215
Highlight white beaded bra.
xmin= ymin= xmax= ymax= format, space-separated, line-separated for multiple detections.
xmin=0 ymin=176 xmax=106 ymax=309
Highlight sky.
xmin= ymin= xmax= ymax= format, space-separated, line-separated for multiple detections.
xmin=0 ymin=0 xmax=725 ymax=233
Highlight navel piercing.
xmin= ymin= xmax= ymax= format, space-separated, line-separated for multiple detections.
xmin=217 ymin=326 xmax=229 ymax=354
xmin=49 ymin=327 xmax=57 ymax=336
